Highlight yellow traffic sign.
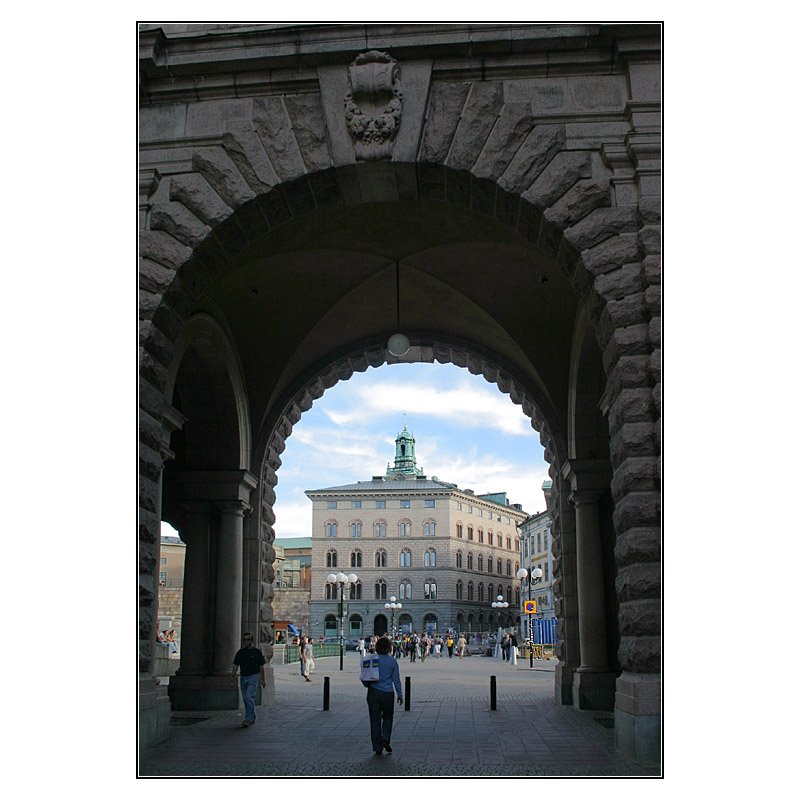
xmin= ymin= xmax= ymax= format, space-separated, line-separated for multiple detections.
xmin=523 ymin=599 xmax=537 ymax=614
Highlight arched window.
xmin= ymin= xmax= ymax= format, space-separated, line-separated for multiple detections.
xmin=455 ymin=580 xmax=463 ymax=600
xmin=467 ymin=552 xmax=473 ymax=570
xmin=374 ymin=520 xmax=387 ymax=538
xmin=514 ymin=588 xmax=520 ymax=605
xmin=350 ymin=520 xmax=362 ymax=538
xmin=478 ymin=528 xmax=484 ymax=543
xmin=400 ymin=548 xmax=412 ymax=568
xmin=375 ymin=579 xmax=387 ymax=600
xmin=506 ymin=536 xmax=512 ymax=550
xmin=488 ymin=531 xmax=494 ymax=546
xmin=324 ymin=614 xmax=337 ymax=637
xmin=325 ymin=583 xmax=334 ymax=599
xmin=375 ymin=549 xmax=387 ymax=568
xmin=478 ymin=582 xmax=485 ymax=602
xmin=467 ymin=526 xmax=474 ymax=540
xmin=456 ymin=523 xmax=463 ymax=538
xmin=350 ymin=550 xmax=362 ymax=568
xmin=478 ymin=554 xmax=484 ymax=571
xmin=424 ymin=548 xmax=436 ymax=567
xmin=398 ymin=520 xmax=411 ymax=537
xmin=325 ymin=521 xmax=338 ymax=538
xmin=497 ymin=558 xmax=503 ymax=575
xmin=424 ymin=579 xmax=437 ymax=599
xmin=456 ymin=551 xmax=463 ymax=568
xmin=514 ymin=561 xmax=519 ymax=574
xmin=350 ymin=581 xmax=362 ymax=599
xmin=488 ymin=583 xmax=494 ymax=600
xmin=399 ymin=580 xmax=412 ymax=600
xmin=468 ymin=581 xmax=474 ymax=601
xmin=326 ymin=549 xmax=337 ymax=568
xmin=487 ymin=556 xmax=493 ymax=573
xmin=506 ymin=560 xmax=511 ymax=576
xmin=423 ymin=520 xmax=436 ymax=536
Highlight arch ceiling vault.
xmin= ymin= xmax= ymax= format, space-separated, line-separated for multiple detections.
xmin=139 ymin=23 xmax=661 ymax=766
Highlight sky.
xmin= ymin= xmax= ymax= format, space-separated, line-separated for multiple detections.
xmin=161 ymin=361 xmax=551 ymax=539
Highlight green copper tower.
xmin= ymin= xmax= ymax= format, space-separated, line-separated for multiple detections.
xmin=385 ymin=424 xmax=425 ymax=479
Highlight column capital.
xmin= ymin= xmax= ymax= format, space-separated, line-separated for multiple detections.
xmin=177 ymin=469 xmax=258 ymax=504
xmin=561 ymin=459 xmax=611 ymax=493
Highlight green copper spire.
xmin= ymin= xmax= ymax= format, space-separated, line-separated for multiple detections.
xmin=386 ymin=424 xmax=425 ymax=479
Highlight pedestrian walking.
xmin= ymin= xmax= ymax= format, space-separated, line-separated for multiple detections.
xmin=501 ymin=633 xmax=510 ymax=661
xmin=361 ymin=635 xmax=403 ymax=755
xmin=446 ymin=634 xmax=455 ymax=658
xmin=299 ymin=635 xmax=311 ymax=680
xmin=305 ymin=637 xmax=315 ymax=679
xmin=232 ymin=632 xmax=266 ymax=728
xmin=457 ymin=634 xmax=467 ymax=658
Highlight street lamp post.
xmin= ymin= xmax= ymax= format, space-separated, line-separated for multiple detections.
xmin=516 ymin=566 xmax=543 ymax=668
xmin=327 ymin=571 xmax=358 ymax=671
xmin=491 ymin=595 xmax=509 ymax=659
xmin=384 ymin=596 xmax=402 ymax=641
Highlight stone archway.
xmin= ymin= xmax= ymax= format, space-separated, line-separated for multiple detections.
xmin=139 ymin=23 xmax=661 ymax=766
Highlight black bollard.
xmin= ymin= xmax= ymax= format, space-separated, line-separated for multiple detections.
xmin=404 ymin=676 xmax=411 ymax=711
xmin=323 ymin=676 xmax=330 ymax=711
xmin=490 ymin=675 xmax=497 ymax=710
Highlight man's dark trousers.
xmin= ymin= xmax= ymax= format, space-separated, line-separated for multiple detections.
xmin=367 ymin=686 xmax=395 ymax=751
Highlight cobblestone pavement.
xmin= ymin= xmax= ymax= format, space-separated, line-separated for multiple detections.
xmin=140 ymin=651 xmax=661 ymax=777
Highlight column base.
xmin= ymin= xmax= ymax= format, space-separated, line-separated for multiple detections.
xmin=555 ymin=661 xmax=575 ymax=705
xmin=614 ymin=672 xmax=661 ymax=767
xmin=139 ymin=675 xmax=171 ymax=750
xmin=168 ymin=673 xmax=240 ymax=711
xmin=572 ymin=667 xmax=616 ymax=711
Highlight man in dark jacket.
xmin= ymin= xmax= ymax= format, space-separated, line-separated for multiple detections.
xmin=233 ymin=632 xmax=266 ymax=728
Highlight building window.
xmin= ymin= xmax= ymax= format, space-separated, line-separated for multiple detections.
xmin=425 ymin=499 xmax=435 ymax=508
xmin=374 ymin=521 xmax=387 ymax=538
xmin=350 ymin=521 xmax=362 ymax=538
xmin=399 ymin=521 xmax=411 ymax=537
xmin=375 ymin=580 xmax=387 ymax=600
xmin=160 ymin=557 xmax=167 ymax=564
xmin=468 ymin=527 xmax=473 ymax=541
xmin=478 ymin=528 xmax=484 ymax=543
xmin=327 ymin=501 xmax=337 ymax=509
xmin=468 ymin=581 xmax=474 ymax=601
xmin=515 ymin=539 xmax=520 ymax=551
xmin=350 ymin=582 xmax=362 ymax=599
xmin=506 ymin=560 xmax=511 ymax=576
xmin=544 ymin=529 xmax=549 ymax=548
xmin=400 ymin=549 xmax=412 ymax=568
xmin=544 ymin=562 xmax=549 ymax=581
xmin=324 ymin=615 xmax=337 ymax=636
xmin=478 ymin=554 xmax=484 ymax=571
xmin=325 ymin=521 xmax=338 ymax=538
xmin=467 ymin=505 xmax=473 ymax=514
xmin=457 ymin=502 xmax=462 ymax=510
xmin=478 ymin=509 xmax=483 ymax=517
xmin=487 ymin=556 xmax=493 ymax=573
xmin=352 ymin=500 xmax=362 ymax=509
xmin=456 ymin=580 xmax=463 ymax=600
xmin=159 ymin=571 xmax=167 ymax=584
xmin=375 ymin=549 xmax=387 ymax=568
xmin=523 ymin=540 xmax=528 ymax=558
xmin=423 ymin=520 xmax=436 ymax=536
xmin=424 ymin=548 xmax=437 ymax=567
xmin=506 ymin=536 xmax=512 ymax=550
xmin=399 ymin=580 xmax=412 ymax=600
xmin=456 ymin=551 xmax=463 ymax=568
xmin=478 ymin=582 xmax=484 ymax=602
xmin=400 ymin=500 xmax=411 ymax=508
xmin=326 ymin=549 xmax=337 ymax=568
xmin=514 ymin=588 xmax=520 ymax=605
xmin=467 ymin=552 xmax=474 ymax=570
xmin=488 ymin=531 xmax=494 ymax=546
xmin=376 ymin=500 xmax=386 ymax=509
xmin=537 ymin=532 xmax=542 ymax=552
xmin=457 ymin=524 xmax=463 ymax=539
xmin=424 ymin=580 xmax=437 ymax=600
xmin=497 ymin=558 xmax=503 ymax=575
xmin=488 ymin=583 xmax=494 ymax=600
xmin=325 ymin=583 xmax=335 ymax=600
xmin=514 ymin=561 xmax=519 ymax=574
xmin=351 ymin=550 xmax=362 ymax=568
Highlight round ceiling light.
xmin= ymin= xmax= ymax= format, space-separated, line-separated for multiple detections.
xmin=387 ymin=332 xmax=410 ymax=357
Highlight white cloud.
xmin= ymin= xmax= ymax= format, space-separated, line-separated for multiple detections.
xmin=272 ymin=499 xmax=313 ymax=538
xmin=324 ymin=378 xmax=532 ymax=436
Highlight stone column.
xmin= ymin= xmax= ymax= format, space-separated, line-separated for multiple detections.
xmin=176 ymin=503 xmax=212 ymax=675
xmin=213 ymin=501 xmax=246 ymax=673
xmin=168 ymin=469 xmax=257 ymax=712
xmin=562 ymin=459 xmax=616 ymax=710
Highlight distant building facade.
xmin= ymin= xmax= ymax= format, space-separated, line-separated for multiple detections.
xmin=517 ymin=481 xmax=556 ymax=622
xmin=157 ymin=536 xmax=186 ymax=645
xmin=307 ymin=426 xmax=528 ymax=641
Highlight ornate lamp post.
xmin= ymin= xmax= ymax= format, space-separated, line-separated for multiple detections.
xmin=384 ymin=596 xmax=402 ymax=640
xmin=516 ymin=566 xmax=543 ymax=668
xmin=327 ymin=571 xmax=358 ymax=671
xmin=491 ymin=595 xmax=509 ymax=658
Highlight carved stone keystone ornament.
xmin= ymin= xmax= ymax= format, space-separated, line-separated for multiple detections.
xmin=344 ymin=50 xmax=402 ymax=161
